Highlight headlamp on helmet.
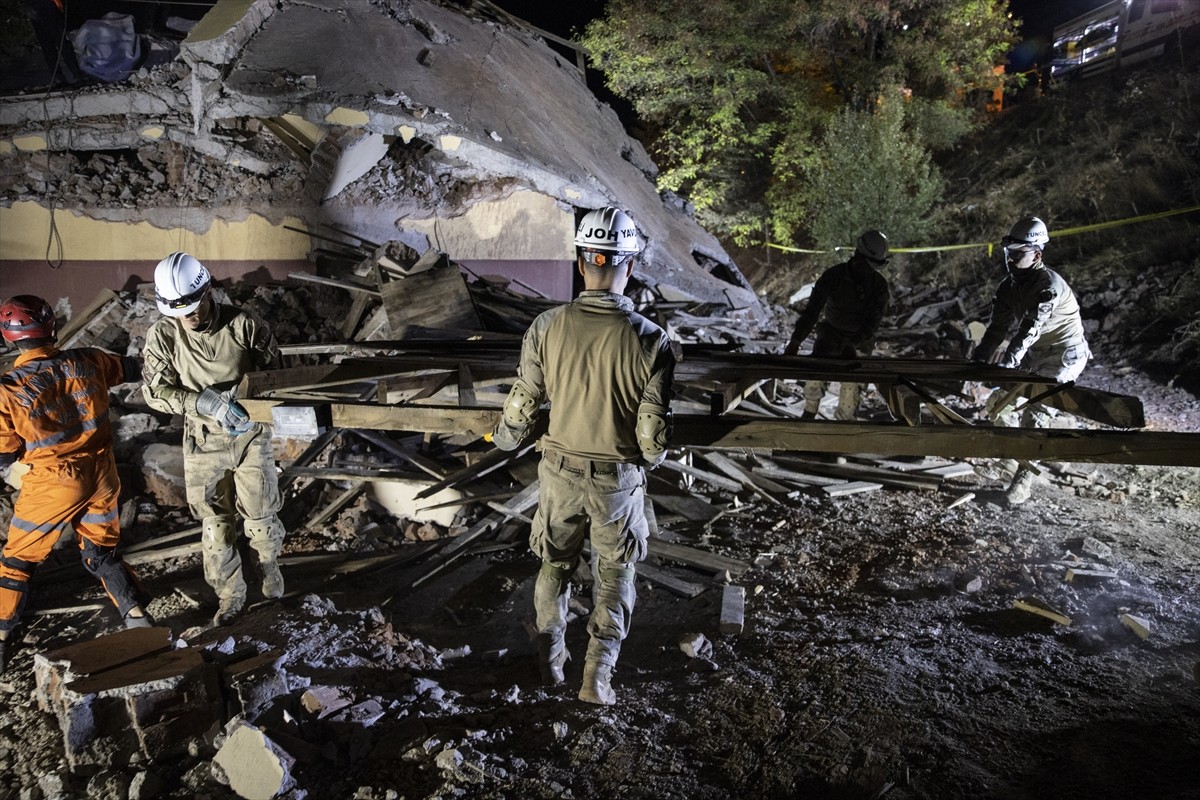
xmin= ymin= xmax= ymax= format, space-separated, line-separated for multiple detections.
xmin=154 ymin=252 xmax=212 ymax=317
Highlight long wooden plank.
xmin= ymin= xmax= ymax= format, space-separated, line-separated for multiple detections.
xmin=673 ymin=417 xmax=1200 ymax=467
xmin=698 ymin=452 xmax=789 ymax=504
xmin=243 ymin=400 xmax=1200 ymax=468
xmin=769 ymin=455 xmax=943 ymax=491
xmin=648 ymin=539 xmax=750 ymax=576
xmin=657 ymin=458 xmax=744 ymax=492
xmin=241 ymin=350 xmax=1141 ymax=429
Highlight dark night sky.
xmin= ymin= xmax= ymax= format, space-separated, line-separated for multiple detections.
xmin=493 ymin=1 xmax=1117 ymax=71
xmin=1008 ymin=0 xmax=1114 ymax=68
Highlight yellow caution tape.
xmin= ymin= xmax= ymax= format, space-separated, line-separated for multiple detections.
xmin=763 ymin=203 xmax=1200 ymax=257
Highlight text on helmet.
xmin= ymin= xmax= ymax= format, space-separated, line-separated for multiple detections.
xmin=581 ymin=227 xmax=637 ymax=241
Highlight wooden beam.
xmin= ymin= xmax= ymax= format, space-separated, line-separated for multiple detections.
xmin=648 ymin=539 xmax=751 ymax=576
xmin=711 ymin=378 xmax=765 ymax=415
xmin=673 ymin=417 xmax=1200 ymax=467
xmin=288 ymin=272 xmax=380 ymax=297
xmin=242 ymin=398 xmax=1200 ymax=467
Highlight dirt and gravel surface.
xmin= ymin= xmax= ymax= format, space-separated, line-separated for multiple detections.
xmin=1 ymin=320 xmax=1198 ymax=800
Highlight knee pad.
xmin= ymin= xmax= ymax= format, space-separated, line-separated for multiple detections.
xmin=202 ymin=516 xmax=238 ymax=550
xmin=598 ymin=565 xmax=635 ymax=583
xmin=244 ymin=516 xmax=285 ymax=541
xmin=539 ymin=560 xmax=577 ymax=584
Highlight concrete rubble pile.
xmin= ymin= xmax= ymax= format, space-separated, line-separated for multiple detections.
xmin=0 ymin=0 xmax=762 ymax=312
xmin=32 ymin=593 xmax=458 ymax=799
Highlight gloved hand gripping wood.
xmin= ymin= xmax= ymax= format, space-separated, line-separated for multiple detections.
xmin=196 ymin=387 xmax=254 ymax=434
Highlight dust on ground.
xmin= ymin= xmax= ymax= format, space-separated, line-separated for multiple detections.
xmin=1 ymin=348 xmax=1198 ymax=800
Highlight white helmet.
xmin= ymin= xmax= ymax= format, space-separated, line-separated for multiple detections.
xmin=574 ymin=206 xmax=641 ymax=258
xmin=1003 ymin=217 xmax=1049 ymax=250
xmin=154 ymin=252 xmax=211 ymax=317
xmin=855 ymin=230 xmax=889 ymax=264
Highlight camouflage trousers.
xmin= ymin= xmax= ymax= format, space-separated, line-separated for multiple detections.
xmin=530 ymin=450 xmax=648 ymax=668
xmin=184 ymin=416 xmax=285 ymax=606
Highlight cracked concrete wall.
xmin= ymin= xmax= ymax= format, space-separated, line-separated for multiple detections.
xmin=0 ymin=0 xmax=764 ymax=314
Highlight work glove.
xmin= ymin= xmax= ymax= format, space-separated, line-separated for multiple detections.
xmin=196 ymin=387 xmax=255 ymax=435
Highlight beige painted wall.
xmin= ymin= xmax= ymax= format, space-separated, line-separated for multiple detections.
xmin=0 ymin=201 xmax=311 ymax=261
xmin=402 ymin=190 xmax=574 ymax=261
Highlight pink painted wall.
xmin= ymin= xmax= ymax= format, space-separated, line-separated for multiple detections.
xmin=0 ymin=260 xmax=315 ymax=317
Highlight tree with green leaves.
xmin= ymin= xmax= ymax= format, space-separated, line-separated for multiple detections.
xmin=581 ymin=0 xmax=1018 ymax=251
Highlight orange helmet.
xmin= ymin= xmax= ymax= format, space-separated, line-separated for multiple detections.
xmin=0 ymin=295 xmax=56 ymax=343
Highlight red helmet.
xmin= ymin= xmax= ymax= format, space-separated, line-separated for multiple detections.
xmin=0 ymin=295 xmax=56 ymax=343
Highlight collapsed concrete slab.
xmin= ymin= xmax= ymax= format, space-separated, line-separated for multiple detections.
xmin=33 ymin=627 xmax=215 ymax=767
xmin=213 ymin=721 xmax=296 ymax=800
xmin=0 ymin=0 xmax=762 ymax=314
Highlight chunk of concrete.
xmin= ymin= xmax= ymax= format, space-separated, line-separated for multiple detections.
xmin=1119 ymin=613 xmax=1151 ymax=639
xmin=136 ymin=443 xmax=188 ymax=507
xmin=213 ymin=722 xmax=296 ymax=800
xmin=678 ymin=632 xmax=712 ymax=659
xmin=1081 ymin=536 xmax=1113 ymax=561
xmin=301 ymin=686 xmax=353 ymax=719
xmin=33 ymin=627 xmax=211 ymax=766
xmin=719 ymin=584 xmax=745 ymax=635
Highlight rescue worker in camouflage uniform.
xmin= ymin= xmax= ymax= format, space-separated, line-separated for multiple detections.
xmin=492 ymin=207 xmax=675 ymax=706
xmin=972 ymin=217 xmax=1091 ymax=505
xmin=142 ymin=253 xmax=286 ymax=625
xmin=0 ymin=295 xmax=151 ymax=674
xmin=783 ymin=230 xmax=892 ymax=420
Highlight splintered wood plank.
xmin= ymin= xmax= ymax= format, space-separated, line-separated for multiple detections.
xmin=331 ymin=404 xmax=501 ymax=437
xmin=68 ymin=648 xmax=205 ymax=696
xmin=409 ymin=482 xmax=540 ymax=588
xmin=698 ymin=452 xmax=788 ymax=504
xmin=658 ymin=458 xmax=744 ymax=493
xmin=379 ymin=371 xmax=457 ymax=404
xmin=241 ymin=362 xmax=416 ymax=398
xmin=820 ymin=481 xmax=883 ymax=497
xmin=379 ymin=259 xmax=483 ymax=337
xmin=458 ymin=363 xmax=477 ymax=407
xmin=711 ymin=378 xmax=765 ymax=415
xmin=40 ymin=627 xmax=174 ymax=676
xmin=647 ymin=487 xmax=723 ymax=522
xmin=305 ymin=482 xmax=366 ymax=530
xmin=648 ymin=539 xmax=750 ymax=576
xmin=769 ymin=456 xmax=941 ymax=491
xmin=57 ymin=289 xmax=121 ymax=347
xmin=1013 ymin=597 xmax=1072 ymax=625
xmin=671 ymin=417 xmax=1200 ymax=467
xmin=917 ymin=462 xmax=978 ymax=479
xmin=635 ymin=561 xmax=708 ymax=598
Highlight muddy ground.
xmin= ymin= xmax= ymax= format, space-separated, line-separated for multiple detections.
xmin=1 ymin=326 xmax=1198 ymax=800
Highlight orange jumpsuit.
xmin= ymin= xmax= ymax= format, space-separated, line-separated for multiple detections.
xmin=0 ymin=344 xmax=142 ymax=632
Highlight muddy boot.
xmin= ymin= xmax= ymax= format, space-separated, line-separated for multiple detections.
xmin=0 ymin=639 xmax=7 ymax=674
xmin=260 ymin=560 xmax=284 ymax=600
xmin=124 ymin=606 xmax=154 ymax=629
xmin=245 ymin=517 xmax=286 ymax=599
xmin=579 ymin=661 xmax=616 ymax=706
xmin=1006 ymin=467 xmax=1037 ymax=506
xmin=974 ymin=458 xmax=1018 ymax=482
xmin=213 ymin=595 xmax=245 ymax=627
xmin=537 ymin=632 xmax=569 ymax=686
